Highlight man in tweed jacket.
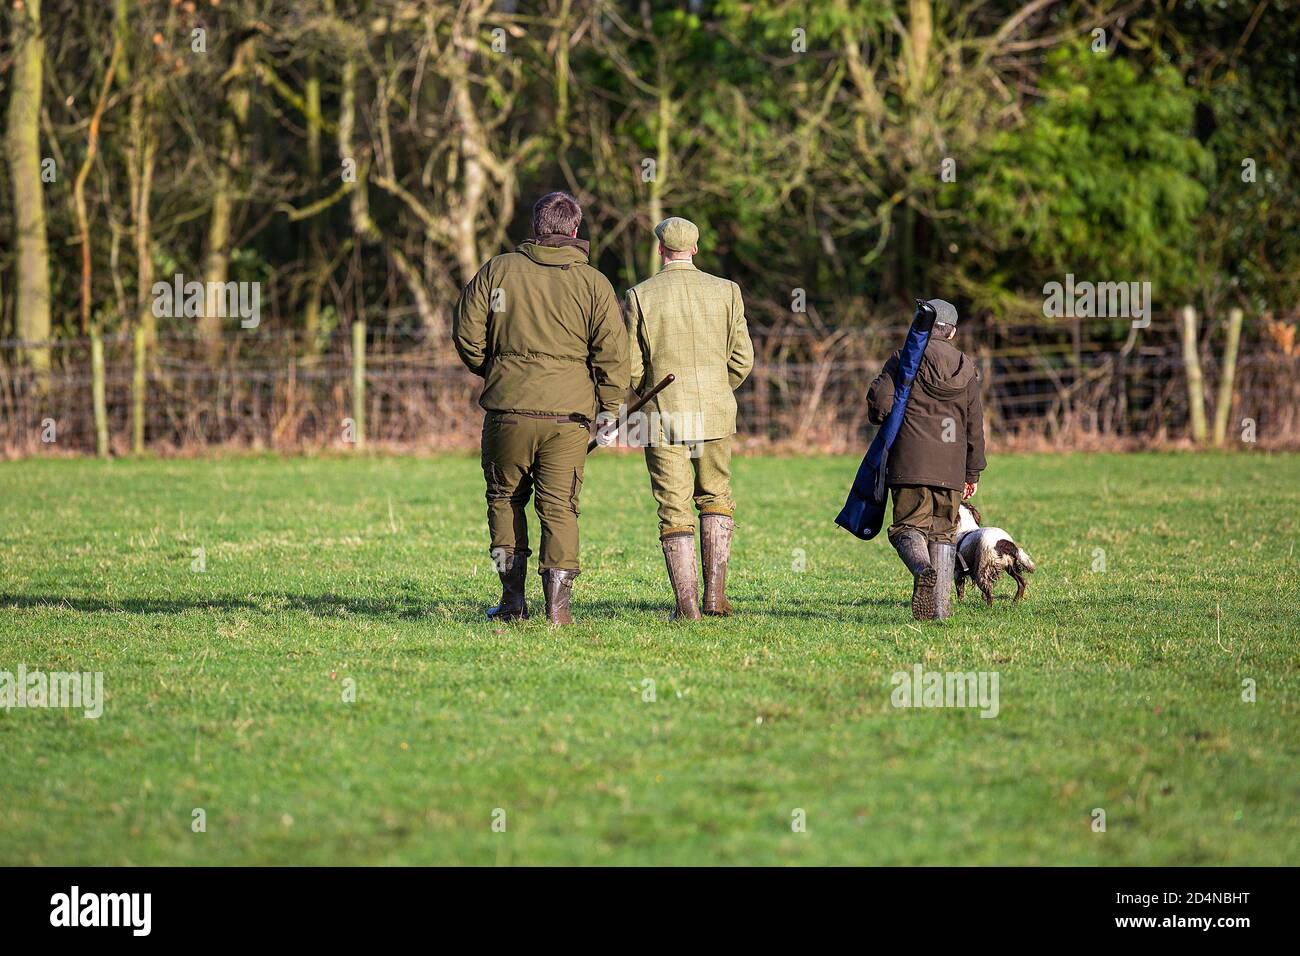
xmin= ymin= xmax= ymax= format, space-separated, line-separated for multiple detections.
xmin=625 ymin=217 xmax=754 ymax=620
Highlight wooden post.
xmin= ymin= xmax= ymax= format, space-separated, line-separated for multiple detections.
xmin=351 ymin=319 xmax=366 ymax=449
xmin=1213 ymin=307 xmax=1244 ymax=448
xmin=91 ymin=328 xmax=109 ymax=458
xmin=1180 ymin=305 xmax=1207 ymax=445
xmin=132 ymin=324 xmax=146 ymax=454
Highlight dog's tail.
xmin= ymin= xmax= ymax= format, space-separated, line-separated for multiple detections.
xmin=997 ymin=538 xmax=1036 ymax=573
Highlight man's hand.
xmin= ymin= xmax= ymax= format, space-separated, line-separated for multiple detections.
xmin=963 ymin=482 xmax=977 ymax=500
xmin=595 ymin=423 xmax=619 ymax=447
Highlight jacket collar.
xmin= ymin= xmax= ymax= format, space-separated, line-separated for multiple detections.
xmin=518 ymin=235 xmax=590 ymax=266
xmin=660 ymin=259 xmax=697 ymax=272
xmin=528 ymin=234 xmax=590 ymax=254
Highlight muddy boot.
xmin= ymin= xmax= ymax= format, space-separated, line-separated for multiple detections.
xmin=891 ymin=530 xmax=936 ymax=620
xmin=541 ymin=568 xmax=579 ymax=625
xmin=486 ymin=552 xmax=529 ymax=622
xmin=700 ymin=513 xmax=734 ymax=616
xmin=929 ymin=540 xmax=955 ymax=620
xmin=661 ymin=533 xmax=702 ymax=621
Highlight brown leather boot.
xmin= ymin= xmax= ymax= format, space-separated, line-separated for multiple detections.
xmin=661 ymin=533 xmax=702 ymax=621
xmin=700 ymin=513 xmax=734 ymax=616
xmin=486 ymin=552 xmax=528 ymax=622
xmin=541 ymin=568 xmax=579 ymax=625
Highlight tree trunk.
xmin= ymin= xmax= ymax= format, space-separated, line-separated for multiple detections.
xmin=6 ymin=0 xmax=52 ymax=382
xmin=135 ymin=93 xmax=158 ymax=344
xmin=127 ymin=21 xmax=161 ymax=348
xmin=120 ymin=0 xmax=167 ymax=347
xmin=74 ymin=37 xmax=122 ymax=336
xmin=339 ymin=54 xmax=378 ymax=243
xmin=303 ymin=53 xmax=326 ymax=353
xmin=646 ymin=68 xmax=671 ymax=278
xmin=202 ymin=37 xmax=256 ymax=361
xmin=554 ymin=0 xmax=572 ymax=149
xmin=450 ymin=58 xmax=486 ymax=283
xmin=339 ymin=40 xmax=438 ymax=337
xmin=907 ymin=0 xmax=933 ymax=100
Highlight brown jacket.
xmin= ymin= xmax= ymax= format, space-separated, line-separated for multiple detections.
xmin=866 ymin=336 xmax=986 ymax=491
xmin=453 ymin=236 xmax=628 ymax=420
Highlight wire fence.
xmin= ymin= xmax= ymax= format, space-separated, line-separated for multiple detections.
xmin=2 ymin=313 xmax=1297 ymax=457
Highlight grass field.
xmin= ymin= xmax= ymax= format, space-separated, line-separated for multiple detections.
xmin=1 ymin=451 xmax=1297 ymax=865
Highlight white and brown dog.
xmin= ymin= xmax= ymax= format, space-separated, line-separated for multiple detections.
xmin=954 ymin=503 xmax=1036 ymax=605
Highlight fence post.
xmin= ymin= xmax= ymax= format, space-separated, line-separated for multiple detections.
xmin=1212 ymin=307 xmax=1244 ymax=448
xmin=352 ymin=319 xmax=366 ymax=449
xmin=132 ymin=324 xmax=146 ymax=454
xmin=1180 ymin=305 xmax=1207 ymax=445
xmin=91 ymin=328 xmax=109 ymax=458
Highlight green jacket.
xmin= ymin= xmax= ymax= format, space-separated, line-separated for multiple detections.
xmin=453 ymin=237 xmax=628 ymax=420
xmin=866 ymin=336 xmax=987 ymax=491
xmin=626 ymin=260 xmax=754 ymax=442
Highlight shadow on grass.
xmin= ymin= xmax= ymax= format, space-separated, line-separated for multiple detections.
xmin=1 ymin=591 xmax=902 ymax=624
xmin=580 ymin=597 xmax=903 ymax=619
xmin=0 ymin=592 xmax=438 ymax=620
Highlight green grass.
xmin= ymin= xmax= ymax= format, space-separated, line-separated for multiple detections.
xmin=1 ymin=451 xmax=1297 ymax=865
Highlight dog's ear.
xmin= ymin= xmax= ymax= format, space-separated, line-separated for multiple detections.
xmin=966 ymin=503 xmax=982 ymax=526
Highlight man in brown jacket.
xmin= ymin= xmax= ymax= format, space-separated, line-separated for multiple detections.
xmin=453 ymin=192 xmax=628 ymax=625
xmin=866 ymin=299 xmax=986 ymax=620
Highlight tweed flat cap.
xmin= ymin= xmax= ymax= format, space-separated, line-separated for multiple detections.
xmin=654 ymin=217 xmax=699 ymax=253
xmin=927 ymin=298 xmax=959 ymax=327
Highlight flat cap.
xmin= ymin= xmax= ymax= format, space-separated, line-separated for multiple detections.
xmin=927 ymin=298 xmax=959 ymax=327
xmin=654 ymin=217 xmax=699 ymax=253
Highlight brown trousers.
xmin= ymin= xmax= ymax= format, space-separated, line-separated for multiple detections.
xmin=481 ymin=413 xmax=588 ymax=571
xmin=887 ymin=485 xmax=961 ymax=544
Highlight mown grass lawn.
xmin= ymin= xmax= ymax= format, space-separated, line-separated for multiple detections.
xmin=0 ymin=451 xmax=1296 ymax=865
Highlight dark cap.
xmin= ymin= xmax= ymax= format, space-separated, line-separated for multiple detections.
xmin=927 ymin=298 xmax=959 ymax=327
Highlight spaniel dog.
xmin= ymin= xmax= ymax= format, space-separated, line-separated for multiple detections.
xmin=954 ymin=503 xmax=1036 ymax=605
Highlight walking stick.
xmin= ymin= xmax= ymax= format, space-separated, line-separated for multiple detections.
xmin=587 ymin=374 xmax=676 ymax=453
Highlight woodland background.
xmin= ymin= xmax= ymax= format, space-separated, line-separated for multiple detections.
xmin=1 ymin=0 xmax=1297 ymax=454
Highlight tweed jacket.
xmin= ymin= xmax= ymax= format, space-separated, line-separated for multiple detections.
xmin=626 ymin=260 xmax=754 ymax=442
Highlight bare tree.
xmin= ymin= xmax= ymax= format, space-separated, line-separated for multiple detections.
xmin=6 ymin=0 xmax=53 ymax=380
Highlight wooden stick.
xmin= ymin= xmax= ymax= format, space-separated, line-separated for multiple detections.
xmin=1213 ymin=307 xmax=1244 ymax=447
xmin=1180 ymin=305 xmax=1207 ymax=445
xmin=587 ymin=374 xmax=676 ymax=453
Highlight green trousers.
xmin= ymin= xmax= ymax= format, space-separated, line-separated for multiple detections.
xmin=481 ymin=413 xmax=588 ymax=571
xmin=887 ymin=484 xmax=961 ymax=544
xmin=644 ymin=436 xmax=735 ymax=537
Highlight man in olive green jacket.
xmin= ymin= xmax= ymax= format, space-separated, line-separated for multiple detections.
xmin=625 ymin=217 xmax=754 ymax=620
xmin=454 ymin=191 xmax=628 ymax=625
